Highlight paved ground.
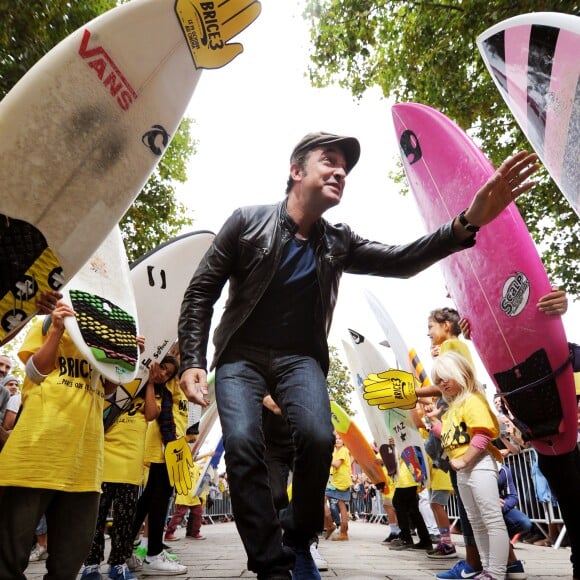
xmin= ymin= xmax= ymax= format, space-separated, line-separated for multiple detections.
xmin=26 ymin=520 xmax=572 ymax=579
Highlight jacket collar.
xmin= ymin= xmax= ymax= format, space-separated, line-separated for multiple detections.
xmin=279 ymin=199 xmax=326 ymax=240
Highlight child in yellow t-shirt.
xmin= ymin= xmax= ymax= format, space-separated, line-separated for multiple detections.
xmin=0 ymin=302 xmax=110 ymax=579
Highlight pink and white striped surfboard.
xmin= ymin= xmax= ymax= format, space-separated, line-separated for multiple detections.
xmin=477 ymin=12 xmax=580 ymax=217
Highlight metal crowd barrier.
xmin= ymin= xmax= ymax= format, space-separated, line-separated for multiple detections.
xmin=166 ymin=449 xmax=567 ymax=548
xmin=445 ymin=447 xmax=565 ymax=549
xmin=203 ymin=493 xmax=234 ymax=524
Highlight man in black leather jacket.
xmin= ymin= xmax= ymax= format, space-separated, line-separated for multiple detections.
xmin=178 ymin=132 xmax=538 ymax=580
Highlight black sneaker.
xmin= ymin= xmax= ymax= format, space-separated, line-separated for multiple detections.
xmin=382 ymin=533 xmax=399 ymax=543
xmin=389 ymin=538 xmax=413 ymax=551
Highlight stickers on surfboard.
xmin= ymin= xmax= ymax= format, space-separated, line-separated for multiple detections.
xmin=0 ymin=219 xmax=64 ymax=345
xmin=341 ymin=337 xmax=394 ymax=473
xmin=477 ymin=12 xmax=580 ymax=216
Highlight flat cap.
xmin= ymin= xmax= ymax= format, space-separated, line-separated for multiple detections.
xmin=290 ymin=132 xmax=361 ymax=174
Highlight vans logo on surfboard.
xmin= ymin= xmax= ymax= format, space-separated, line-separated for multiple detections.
xmin=500 ymin=272 xmax=530 ymax=317
xmin=78 ymin=29 xmax=137 ymax=111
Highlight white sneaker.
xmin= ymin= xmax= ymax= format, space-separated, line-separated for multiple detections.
xmin=142 ymin=550 xmax=187 ymax=576
xmin=310 ymin=543 xmax=328 ymax=571
xmin=29 ymin=544 xmax=48 ymax=562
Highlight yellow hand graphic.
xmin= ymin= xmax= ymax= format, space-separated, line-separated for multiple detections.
xmin=165 ymin=437 xmax=194 ymax=495
xmin=175 ymin=0 xmax=262 ymax=69
xmin=363 ymin=369 xmax=418 ymax=410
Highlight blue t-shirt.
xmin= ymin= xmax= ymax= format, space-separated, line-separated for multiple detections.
xmin=234 ymin=236 xmax=319 ymax=352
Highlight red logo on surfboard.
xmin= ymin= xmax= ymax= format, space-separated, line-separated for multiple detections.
xmin=78 ymin=30 xmax=137 ymax=111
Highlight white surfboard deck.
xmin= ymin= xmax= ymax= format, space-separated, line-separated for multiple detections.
xmin=103 ymin=230 xmax=215 ymax=430
xmin=0 ymin=0 xmax=260 ymax=344
xmin=341 ymin=336 xmax=393 ymax=455
xmin=63 ymin=226 xmax=139 ymax=384
xmin=477 ymin=12 xmax=580 ymax=216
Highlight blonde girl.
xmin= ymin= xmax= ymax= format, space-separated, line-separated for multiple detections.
xmin=431 ymin=351 xmax=508 ymax=580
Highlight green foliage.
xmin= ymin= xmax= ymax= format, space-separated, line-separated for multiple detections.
xmin=327 ymin=345 xmax=355 ymax=415
xmin=0 ymin=0 xmax=118 ymax=96
xmin=0 ymin=0 xmax=196 ymax=263
xmin=305 ymin=0 xmax=580 ymax=296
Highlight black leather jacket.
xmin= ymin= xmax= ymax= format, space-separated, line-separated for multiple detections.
xmin=178 ymin=200 xmax=473 ymax=375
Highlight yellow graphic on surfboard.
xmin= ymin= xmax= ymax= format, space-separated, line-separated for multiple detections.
xmin=175 ymin=0 xmax=262 ymax=69
xmin=0 ymin=218 xmax=63 ymax=345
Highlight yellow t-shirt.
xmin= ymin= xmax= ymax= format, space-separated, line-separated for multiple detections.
xmin=439 ymin=338 xmax=475 ymax=371
xmin=143 ymin=376 xmax=188 ymax=464
xmin=395 ymin=456 xmax=420 ymax=488
xmin=0 ymin=320 xmax=104 ymax=492
xmin=381 ymin=473 xmax=396 ymax=500
xmin=428 ymin=455 xmax=453 ymax=492
xmin=103 ymin=390 xmax=151 ymax=485
xmin=330 ymin=445 xmax=351 ymax=491
xmin=440 ymin=392 xmax=501 ymax=462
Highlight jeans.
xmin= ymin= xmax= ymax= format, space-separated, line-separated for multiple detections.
xmin=503 ymin=507 xmax=532 ymax=538
xmin=216 ymin=344 xmax=334 ymax=576
xmin=328 ymin=497 xmax=341 ymax=526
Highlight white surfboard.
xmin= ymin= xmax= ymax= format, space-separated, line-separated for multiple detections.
xmin=341 ymin=336 xmax=395 ymax=472
xmin=0 ymin=0 xmax=261 ymax=344
xmin=63 ymin=226 xmax=139 ymax=384
xmin=359 ymin=293 xmax=430 ymax=486
xmin=477 ymin=12 xmax=580 ymax=216
xmin=103 ymin=230 xmax=215 ymax=430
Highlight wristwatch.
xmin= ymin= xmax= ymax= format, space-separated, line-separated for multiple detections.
xmin=457 ymin=209 xmax=480 ymax=233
